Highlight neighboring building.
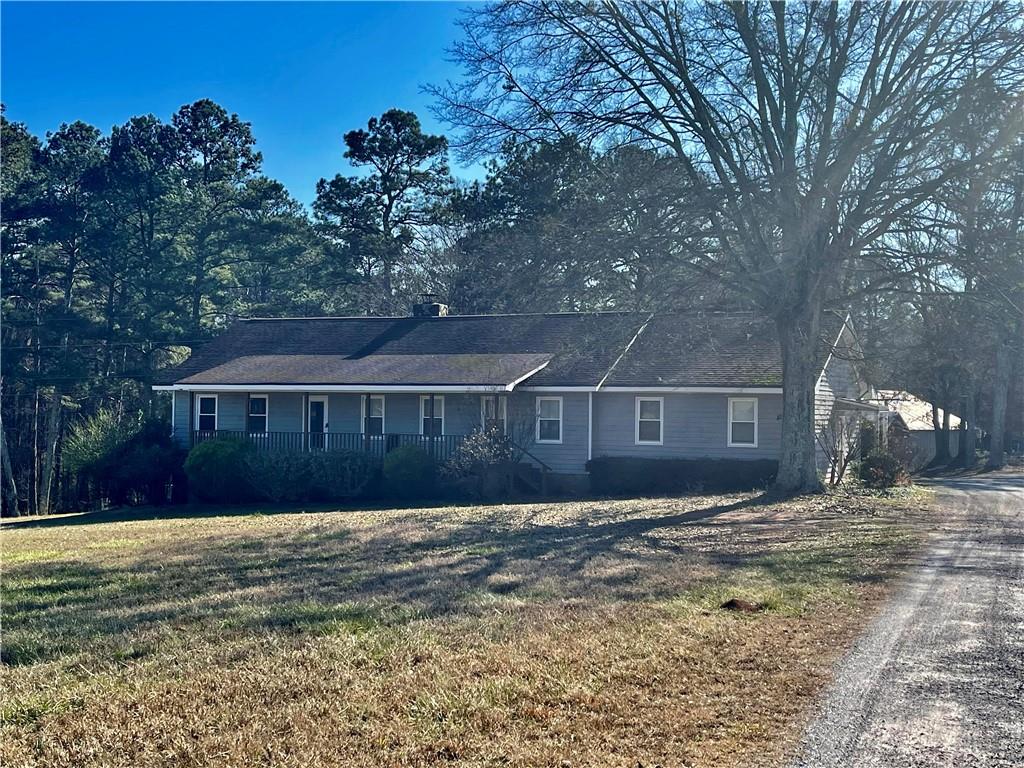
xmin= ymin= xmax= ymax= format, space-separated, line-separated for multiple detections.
xmin=875 ymin=390 xmax=961 ymax=469
xmin=154 ymin=301 xmax=879 ymax=490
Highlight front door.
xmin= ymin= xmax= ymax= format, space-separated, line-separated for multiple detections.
xmin=308 ymin=396 xmax=328 ymax=450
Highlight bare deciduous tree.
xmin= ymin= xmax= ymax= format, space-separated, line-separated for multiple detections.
xmin=816 ymin=413 xmax=863 ymax=487
xmin=433 ymin=1 xmax=1024 ymax=492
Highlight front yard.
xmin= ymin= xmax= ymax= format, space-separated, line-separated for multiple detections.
xmin=0 ymin=490 xmax=926 ymax=767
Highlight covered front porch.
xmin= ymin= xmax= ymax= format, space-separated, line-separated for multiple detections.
xmin=172 ymin=389 xmax=514 ymax=464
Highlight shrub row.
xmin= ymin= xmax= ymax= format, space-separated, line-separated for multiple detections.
xmin=185 ymin=433 xmax=516 ymax=504
xmin=184 ymin=440 xmax=375 ymax=503
xmin=586 ymin=456 xmax=778 ymax=495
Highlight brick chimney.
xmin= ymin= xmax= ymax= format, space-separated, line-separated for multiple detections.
xmin=412 ymin=294 xmax=449 ymax=317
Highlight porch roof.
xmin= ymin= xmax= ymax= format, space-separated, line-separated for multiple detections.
xmin=171 ymin=352 xmax=552 ymax=390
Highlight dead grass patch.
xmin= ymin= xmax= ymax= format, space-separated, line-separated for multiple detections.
xmin=0 ymin=490 xmax=927 ymax=767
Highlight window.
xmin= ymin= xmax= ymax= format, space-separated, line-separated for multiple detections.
xmin=480 ymin=395 xmax=507 ymax=434
xmin=363 ymin=395 xmax=384 ymax=435
xmin=536 ymin=396 xmax=562 ymax=443
xmin=728 ymin=397 xmax=758 ymax=447
xmin=420 ymin=395 xmax=444 ymax=436
xmin=196 ymin=395 xmax=217 ymax=432
xmin=247 ymin=395 xmax=268 ymax=434
xmin=635 ymin=397 xmax=663 ymax=445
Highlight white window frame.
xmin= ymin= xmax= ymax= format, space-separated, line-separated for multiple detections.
xmin=419 ymin=395 xmax=445 ymax=436
xmin=308 ymin=395 xmax=329 ymax=434
xmin=535 ymin=396 xmax=563 ymax=444
xmin=635 ymin=396 xmax=664 ymax=446
xmin=480 ymin=395 xmax=507 ymax=431
xmin=195 ymin=394 xmax=218 ymax=432
xmin=727 ymin=397 xmax=759 ymax=448
xmin=361 ymin=395 xmax=385 ymax=436
xmin=247 ymin=394 xmax=269 ymax=435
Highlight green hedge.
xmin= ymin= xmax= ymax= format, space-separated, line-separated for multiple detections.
xmin=244 ymin=450 xmax=375 ymax=502
xmin=184 ymin=439 xmax=254 ymax=503
xmin=586 ymin=456 xmax=778 ymax=495
xmin=185 ymin=441 xmax=377 ymax=504
xmin=382 ymin=445 xmax=436 ymax=499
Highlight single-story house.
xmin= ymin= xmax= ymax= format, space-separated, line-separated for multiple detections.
xmin=154 ymin=301 xmax=879 ymax=490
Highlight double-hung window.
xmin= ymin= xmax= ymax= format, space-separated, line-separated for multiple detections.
xmin=635 ymin=396 xmax=664 ymax=445
xmin=196 ymin=395 xmax=218 ymax=432
xmin=363 ymin=395 xmax=384 ymax=435
xmin=247 ymin=395 xmax=268 ymax=434
xmin=536 ymin=397 xmax=562 ymax=443
xmin=481 ymin=395 xmax=507 ymax=434
xmin=728 ymin=397 xmax=758 ymax=447
xmin=420 ymin=396 xmax=444 ymax=436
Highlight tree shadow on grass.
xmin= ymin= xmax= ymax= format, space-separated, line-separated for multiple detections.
xmin=1 ymin=491 xmax=904 ymax=666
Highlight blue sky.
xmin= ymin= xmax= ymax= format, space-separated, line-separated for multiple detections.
xmin=1 ymin=1 xmax=477 ymax=207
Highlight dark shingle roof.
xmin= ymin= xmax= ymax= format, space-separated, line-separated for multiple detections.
xmin=176 ymin=353 xmax=552 ymax=387
xmin=155 ymin=313 xmax=648 ymax=387
xmin=156 ymin=310 xmax=849 ymax=389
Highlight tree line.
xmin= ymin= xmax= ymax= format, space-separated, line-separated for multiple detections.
xmin=0 ymin=102 xmax=705 ymax=514
xmin=3 ymin=1 xmax=1023 ymax=513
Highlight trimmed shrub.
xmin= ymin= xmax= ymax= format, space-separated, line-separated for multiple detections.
xmin=244 ymin=451 xmax=315 ymax=503
xmin=243 ymin=450 xmax=375 ymax=503
xmin=382 ymin=445 xmax=436 ymax=499
xmin=184 ymin=439 xmax=254 ymax=503
xmin=586 ymin=456 xmax=778 ymax=495
xmin=857 ymin=453 xmax=910 ymax=489
xmin=307 ymin=450 xmax=375 ymax=500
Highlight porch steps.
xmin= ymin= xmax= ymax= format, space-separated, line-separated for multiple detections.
xmin=513 ymin=463 xmax=547 ymax=495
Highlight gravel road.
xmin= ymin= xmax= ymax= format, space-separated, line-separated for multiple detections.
xmin=792 ymin=473 xmax=1024 ymax=768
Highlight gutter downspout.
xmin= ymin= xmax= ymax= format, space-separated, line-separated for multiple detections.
xmin=587 ymin=391 xmax=593 ymax=463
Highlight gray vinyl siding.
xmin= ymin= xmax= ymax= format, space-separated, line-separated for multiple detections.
xmin=508 ymin=392 xmax=590 ymax=474
xmin=327 ymin=394 xmax=362 ymax=432
xmin=592 ymin=392 xmax=783 ymax=461
xmin=382 ymin=394 xmax=419 ymax=434
xmin=445 ymin=394 xmax=484 ymax=436
xmin=372 ymin=393 xmax=484 ymax=435
xmin=814 ymin=326 xmax=863 ymax=428
xmin=814 ymin=325 xmax=865 ymax=471
xmin=267 ymin=393 xmax=302 ymax=432
xmin=172 ymin=391 xmax=190 ymax=447
xmin=170 ymin=391 xmax=494 ymax=440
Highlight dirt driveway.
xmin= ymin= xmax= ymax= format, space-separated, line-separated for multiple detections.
xmin=793 ymin=473 xmax=1024 ymax=768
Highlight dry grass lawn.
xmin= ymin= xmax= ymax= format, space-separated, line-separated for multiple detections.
xmin=0 ymin=490 xmax=927 ymax=767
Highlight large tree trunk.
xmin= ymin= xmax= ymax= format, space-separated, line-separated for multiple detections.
xmin=931 ymin=401 xmax=950 ymax=465
xmin=774 ymin=305 xmax=825 ymax=494
xmin=960 ymin=390 xmax=977 ymax=469
xmin=986 ymin=335 xmax=1012 ymax=470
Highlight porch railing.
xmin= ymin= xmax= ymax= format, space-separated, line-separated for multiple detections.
xmin=190 ymin=430 xmax=465 ymax=463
